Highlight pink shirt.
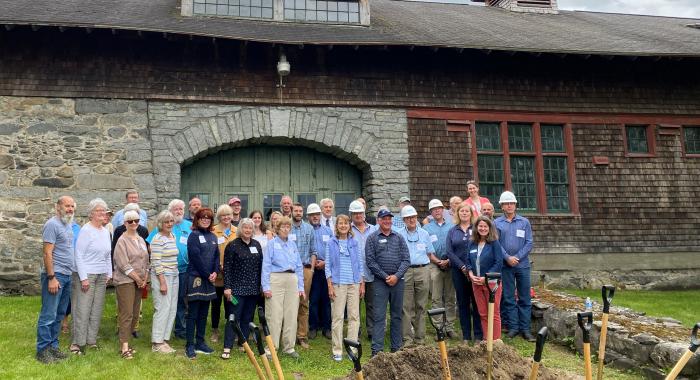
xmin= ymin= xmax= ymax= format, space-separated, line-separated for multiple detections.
xmin=465 ymin=197 xmax=491 ymax=216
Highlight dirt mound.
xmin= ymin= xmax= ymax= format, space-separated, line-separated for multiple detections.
xmin=345 ymin=341 xmax=577 ymax=380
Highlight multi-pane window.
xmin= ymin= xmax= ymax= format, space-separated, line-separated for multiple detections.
xmin=333 ymin=192 xmax=356 ymax=216
xmin=625 ymin=125 xmax=650 ymax=154
xmin=263 ymin=193 xmax=283 ymax=221
xmin=683 ymin=126 xmax=700 ymax=154
xmin=283 ymin=0 xmax=360 ymax=23
xmin=194 ymin=0 xmax=274 ymax=19
xmin=189 ymin=193 xmax=211 ymax=208
xmin=226 ymin=193 xmax=250 ymax=216
xmin=473 ymin=122 xmax=572 ymax=214
xmin=297 ymin=193 xmax=317 ymax=209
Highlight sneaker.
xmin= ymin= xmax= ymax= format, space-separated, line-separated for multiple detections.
xmin=297 ymin=339 xmax=310 ymax=349
xmin=308 ymin=330 xmax=317 ymax=340
xmin=333 ymin=354 xmax=343 ymax=362
xmin=285 ymin=350 xmax=300 ymax=359
xmin=506 ymin=330 xmax=520 ymax=339
xmin=48 ymin=347 xmax=68 ymax=360
xmin=36 ymin=348 xmax=56 ymax=364
xmin=152 ymin=343 xmax=176 ymax=354
xmin=185 ymin=344 xmax=196 ymax=359
xmin=195 ymin=343 xmax=214 ymax=355
xmin=210 ymin=328 xmax=219 ymax=343
xmin=522 ymin=331 xmax=536 ymax=342
xmin=323 ymin=330 xmax=332 ymax=340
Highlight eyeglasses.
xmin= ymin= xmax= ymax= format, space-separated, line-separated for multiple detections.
xmin=200 ymin=217 xmax=212 ymax=221
xmin=125 ymin=220 xmax=139 ymax=225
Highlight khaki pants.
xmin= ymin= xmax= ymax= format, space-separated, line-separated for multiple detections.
xmin=116 ymin=283 xmax=142 ymax=345
xmin=296 ymin=267 xmax=314 ymax=340
xmin=151 ymin=273 xmax=179 ymax=343
xmin=401 ymin=265 xmax=430 ymax=345
xmin=70 ymin=273 xmax=107 ymax=346
xmin=266 ymin=273 xmax=300 ymax=354
xmin=330 ymin=283 xmax=361 ymax=356
xmin=429 ymin=264 xmax=457 ymax=333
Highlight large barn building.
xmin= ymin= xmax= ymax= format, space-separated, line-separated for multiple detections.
xmin=0 ymin=0 xmax=699 ymax=293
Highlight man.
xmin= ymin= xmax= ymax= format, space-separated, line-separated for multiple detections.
xmin=228 ymin=197 xmax=242 ymax=227
xmin=306 ymin=203 xmax=333 ymax=340
xmin=349 ymin=200 xmax=377 ymax=340
xmin=292 ymin=203 xmax=317 ymax=349
xmin=280 ymin=195 xmax=293 ymax=218
xmin=36 ymin=196 xmax=75 ymax=363
xmin=146 ymin=199 xmax=192 ymax=339
xmin=356 ymin=197 xmax=376 ymax=225
xmin=320 ymin=198 xmax=335 ymax=231
xmin=422 ymin=199 xmax=457 ymax=339
xmin=392 ymin=196 xmax=411 ymax=230
xmin=186 ymin=197 xmax=201 ymax=221
xmin=495 ymin=191 xmax=534 ymax=341
xmin=365 ymin=209 xmax=410 ymax=356
xmin=423 ymin=195 xmax=463 ymax=225
xmin=396 ymin=205 xmax=435 ymax=346
xmin=111 ymin=190 xmax=147 ymax=227
xmin=481 ymin=202 xmax=495 ymax=220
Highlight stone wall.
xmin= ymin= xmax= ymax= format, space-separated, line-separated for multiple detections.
xmin=0 ymin=97 xmax=153 ymax=294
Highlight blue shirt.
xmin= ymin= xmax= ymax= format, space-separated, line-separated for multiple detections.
xmin=311 ymin=223 xmax=333 ymax=262
xmin=467 ymin=240 xmax=504 ymax=277
xmin=365 ymin=229 xmax=411 ymax=281
xmin=42 ymin=216 xmax=74 ymax=276
xmin=325 ymin=238 xmax=363 ymax=285
xmin=291 ymin=221 xmax=316 ymax=265
xmin=445 ymin=224 xmax=473 ymax=271
xmin=261 ymin=236 xmax=304 ymax=292
xmin=397 ymin=227 xmax=435 ymax=266
xmin=494 ymin=214 xmax=533 ymax=269
xmin=351 ymin=222 xmax=377 ymax=282
xmin=112 ymin=209 xmax=148 ymax=228
xmin=147 ymin=219 xmax=192 ymax=273
xmin=71 ymin=222 xmax=81 ymax=247
xmin=391 ymin=215 xmax=405 ymax=231
xmin=422 ymin=219 xmax=453 ymax=259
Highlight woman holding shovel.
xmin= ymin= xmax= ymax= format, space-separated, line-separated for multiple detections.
xmin=467 ymin=216 xmax=504 ymax=340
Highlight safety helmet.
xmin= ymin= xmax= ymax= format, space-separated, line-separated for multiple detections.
xmin=428 ymin=199 xmax=444 ymax=210
xmin=306 ymin=203 xmax=322 ymax=214
xmin=348 ymin=200 xmax=365 ymax=213
xmin=400 ymin=205 xmax=418 ymax=218
xmin=498 ymin=191 xmax=518 ymax=204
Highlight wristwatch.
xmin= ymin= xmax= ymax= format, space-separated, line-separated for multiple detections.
xmin=47 ymin=274 xmax=56 ymax=280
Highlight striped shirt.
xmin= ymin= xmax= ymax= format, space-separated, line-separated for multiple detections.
xmin=351 ymin=222 xmax=377 ymax=282
xmin=365 ymin=229 xmax=410 ymax=281
xmin=336 ymin=239 xmax=355 ymax=285
xmin=150 ymin=233 xmax=179 ymax=276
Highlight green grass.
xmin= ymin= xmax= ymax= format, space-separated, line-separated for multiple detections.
xmin=561 ymin=288 xmax=700 ymax=328
xmin=0 ymin=290 xmax=655 ymax=379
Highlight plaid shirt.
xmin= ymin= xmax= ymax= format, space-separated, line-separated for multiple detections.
xmin=292 ymin=221 xmax=317 ymax=265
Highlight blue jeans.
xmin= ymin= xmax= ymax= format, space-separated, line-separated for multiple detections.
xmin=174 ymin=272 xmax=187 ymax=336
xmin=451 ymin=267 xmax=483 ymax=340
xmin=223 ymin=295 xmax=258 ymax=349
xmin=309 ymin=268 xmax=331 ymax=332
xmin=500 ymin=266 xmax=532 ymax=333
xmin=186 ymin=300 xmax=210 ymax=346
xmin=371 ymin=279 xmax=404 ymax=354
xmin=36 ymin=272 xmax=71 ymax=353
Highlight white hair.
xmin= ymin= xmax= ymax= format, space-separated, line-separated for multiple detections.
xmin=168 ymin=199 xmax=185 ymax=210
xmin=239 ymin=218 xmax=254 ymax=230
xmin=124 ymin=203 xmax=140 ymax=213
xmin=123 ymin=210 xmax=140 ymax=222
xmin=156 ymin=210 xmax=174 ymax=230
xmin=320 ymin=198 xmax=334 ymax=207
xmin=87 ymin=198 xmax=108 ymax=217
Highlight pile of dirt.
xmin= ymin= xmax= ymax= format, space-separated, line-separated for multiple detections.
xmin=344 ymin=341 xmax=577 ymax=380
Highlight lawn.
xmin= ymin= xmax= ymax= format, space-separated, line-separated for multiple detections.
xmin=561 ymin=288 xmax=700 ymax=328
xmin=0 ymin=289 xmax=658 ymax=380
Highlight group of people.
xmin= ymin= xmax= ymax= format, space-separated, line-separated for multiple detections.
xmin=35 ymin=181 xmax=533 ymax=364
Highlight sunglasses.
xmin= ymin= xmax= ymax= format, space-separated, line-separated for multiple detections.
xmin=125 ymin=220 xmax=139 ymax=225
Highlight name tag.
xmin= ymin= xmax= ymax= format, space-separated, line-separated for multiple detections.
xmin=463 ymin=236 xmax=468 ymax=241
xmin=140 ymin=243 xmax=147 ymax=251
xmin=379 ymin=239 xmax=387 ymax=244
xmin=430 ymin=235 xmax=438 ymax=243
xmin=217 ymin=237 xmax=225 ymax=245
xmin=198 ymin=235 xmax=206 ymax=244
xmin=516 ymin=229 xmax=526 ymax=238
xmin=289 ymin=233 xmax=297 ymax=241
xmin=250 ymin=247 xmax=259 ymax=254
xmin=322 ymin=235 xmax=330 ymax=242
xmin=275 ymin=243 xmax=282 ymax=249
xmin=470 ymin=249 xmax=478 ymax=253
xmin=179 ymin=236 xmax=188 ymax=245
xmin=417 ymin=243 xmax=426 ymax=251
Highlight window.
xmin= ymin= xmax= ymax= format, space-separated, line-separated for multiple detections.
xmin=188 ymin=193 xmax=211 ymax=208
xmin=226 ymin=193 xmax=250 ymax=216
xmin=333 ymin=192 xmax=356 ymax=216
xmin=683 ymin=126 xmax=700 ymax=155
xmin=263 ymin=193 xmax=283 ymax=221
xmin=472 ymin=122 xmax=573 ymax=213
xmin=623 ymin=125 xmax=655 ymax=156
xmin=194 ymin=0 xmax=274 ymax=19
xmin=191 ymin=0 xmax=362 ymax=24
xmin=284 ymin=0 xmax=360 ymax=23
xmin=296 ymin=193 xmax=317 ymax=209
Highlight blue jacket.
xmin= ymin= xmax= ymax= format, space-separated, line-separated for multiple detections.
xmin=325 ymin=236 xmax=364 ymax=284
xmin=186 ymin=229 xmax=220 ymax=278
xmin=466 ymin=240 xmax=504 ymax=278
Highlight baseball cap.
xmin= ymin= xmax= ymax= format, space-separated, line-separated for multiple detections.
xmin=398 ymin=196 xmax=411 ymax=204
xmin=228 ymin=197 xmax=241 ymax=205
xmin=377 ymin=209 xmax=394 ymax=218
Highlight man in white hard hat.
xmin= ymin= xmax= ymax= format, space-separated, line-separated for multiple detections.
xmin=292 ymin=203 xmax=317 ymax=349
xmin=422 ymin=199 xmax=457 ymax=339
xmin=392 ymin=196 xmax=411 ymax=230
xmin=349 ymin=200 xmax=378 ymax=340
xmin=396 ymin=205 xmax=435 ymax=346
xmin=306 ymin=203 xmax=333 ymax=340
xmin=494 ymin=191 xmax=534 ymax=342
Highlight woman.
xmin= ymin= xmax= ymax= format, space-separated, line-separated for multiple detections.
xmin=325 ymin=215 xmax=364 ymax=362
xmin=185 ymin=208 xmax=219 ymax=359
xmin=150 ymin=210 xmax=179 ymax=354
xmin=250 ymin=210 xmax=271 ymax=251
xmin=211 ymin=205 xmax=237 ymax=344
xmin=465 ymin=180 xmax=491 ymax=217
xmin=468 ymin=216 xmax=504 ymax=340
xmin=446 ymin=202 xmax=483 ymax=342
xmin=261 ymin=216 xmax=305 ymax=359
xmin=269 ymin=211 xmax=282 ymax=235
xmin=70 ymin=198 xmax=112 ymax=354
xmin=113 ymin=210 xmax=149 ymax=359
xmin=221 ymin=218 xmax=264 ymax=359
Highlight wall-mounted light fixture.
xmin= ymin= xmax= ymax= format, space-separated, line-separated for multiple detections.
xmin=276 ymin=53 xmax=290 ymax=88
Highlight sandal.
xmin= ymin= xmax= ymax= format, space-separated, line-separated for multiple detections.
xmin=120 ymin=349 xmax=134 ymax=360
xmin=88 ymin=344 xmax=100 ymax=350
xmin=69 ymin=345 xmax=83 ymax=355
xmin=220 ymin=349 xmax=231 ymax=360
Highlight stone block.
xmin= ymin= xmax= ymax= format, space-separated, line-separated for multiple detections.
xmin=75 ymin=98 xmax=129 ymax=114
xmin=32 ymin=177 xmax=74 ymax=188
xmin=108 ymin=127 xmax=126 ymax=138
xmin=0 ymin=154 xmax=13 ymax=169
xmin=0 ymin=123 xmax=21 ymax=135
xmin=650 ymin=342 xmax=700 ymax=376
xmin=76 ymin=174 xmax=134 ymax=189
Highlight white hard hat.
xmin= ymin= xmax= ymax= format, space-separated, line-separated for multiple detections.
xmin=499 ymin=191 xmax=518 ymax=204
xmin=348 ymin=200 xmax=365 ymax=213
xmin=428 ymin=199 xmax=444 ymax=210
xmin=306 ymin=203 xmax=322 ymax=214
xmin=400 ymin=205 xmax=418 ymax=218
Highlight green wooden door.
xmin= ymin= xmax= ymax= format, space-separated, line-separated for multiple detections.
xmin=181 ymin=146 xmax=362 ymax=219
